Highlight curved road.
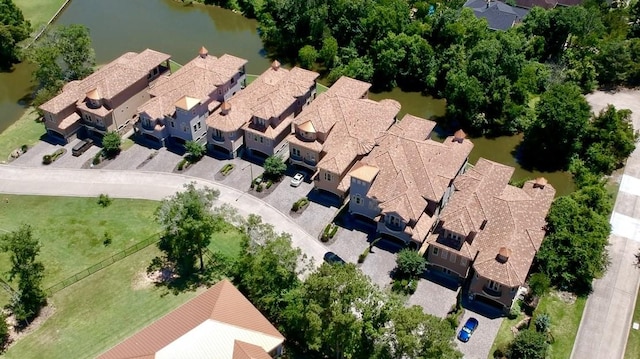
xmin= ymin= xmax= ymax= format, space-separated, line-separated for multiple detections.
xmin=0 ymin=165 xmax=328 ymax=267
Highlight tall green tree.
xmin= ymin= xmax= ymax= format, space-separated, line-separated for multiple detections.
xmin=522 ymin=83 xmax=591 ymax=170
xmin=232 ymin=221 xmax=307 ymax=324
xmin=1 ymin=225 xmax=47 ymax=323
xmin=298 ymin=44 xmax=318 ymax=69
xmin=0 ymin=0 xmax=30 ymax=69
xmin=101 ymin=131 xmax=121 ymax=158
xmin=263 ymin=155 xmax=287 ymax=180
xmin=56 ymin=24 xmax=95 ymax=81
xmin=509 ymin=330 xmax=548 ymax=359
xmin=155 ymin=183 xmax=222 ymax=276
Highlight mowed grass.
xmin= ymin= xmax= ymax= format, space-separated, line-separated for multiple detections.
xmin=1 ymin=195 xmax=245 ymax=358
xmin=488 ymin=311 xmax=527 ymax=357
xmin=624 ymin=288 xmax=640 ymax=359
xmin=3 ymin=245 xmax=202 ymax=359
xmin=14 ymin=0 xmax=68 ymax=34
xmin=0 ymin=195 xmax=160 ymax=299
xmin=535 ymin=292 xmax=587 ymax=358
xmin=0 ymin=108 xmax=45 ymax=161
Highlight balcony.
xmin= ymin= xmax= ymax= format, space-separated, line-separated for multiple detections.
xmin=303 ymin=157 xmax=317 ymax=166
xmin=210 ymin=135 xmax=225 ymax=144
xmin=482 ymin=286 xmax=502 ymax=298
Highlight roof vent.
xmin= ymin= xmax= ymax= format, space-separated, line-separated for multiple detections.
xmin=199 ymin=46 xmax=208 ymax=58
xmin=480 ymin=219 xmax=488 ymax=230
xmin=271 ymin=60 xmax=281 ymax=70
xmin=221 ymin=101 xmax=231 ymax=115
xmin=453 ymin=129 xmax=466 ymax=144
xmin=497 ymin=247 xmax=511 ymax=263
xmin=533 ymin=177 xmax=548 ymax=189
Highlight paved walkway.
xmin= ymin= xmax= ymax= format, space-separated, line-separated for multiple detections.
xmin=0 ymin=165 xmax=329 ymax=268
xmin=572 ymin=91 xmax=640 ymax=359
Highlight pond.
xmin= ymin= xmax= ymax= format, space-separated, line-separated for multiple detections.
xmin=0 ymin=0 xmax=574 ymax=195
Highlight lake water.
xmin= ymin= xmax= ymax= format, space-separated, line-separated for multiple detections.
xmin=0 ymin=0 xmax=573 ymax=195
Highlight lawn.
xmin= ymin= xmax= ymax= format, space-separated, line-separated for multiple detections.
xmin=0 ymin=195 xmax=161 ymax=300
xmin=488 ymin=311 xmax=527 ymax=357
xmin=624 ymin=287 xmax=640 ymax=359
xmin=0 ymin=108 xmax=46 ymax=161
xmin=535 ymin=292 xmax=587 ymax=358
xmin=14 ymin=0 xmax=68 ymax=35
xmin=3 ymin=245 xmax=202 ymax=359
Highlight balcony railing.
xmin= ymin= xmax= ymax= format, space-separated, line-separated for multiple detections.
xmin=210 ymin=135 xmax=225 ymax=144
xmin=482 ymin=286 xmax=502 ymax=298
xmin=303 ymin=157 xmax=316 ymax=165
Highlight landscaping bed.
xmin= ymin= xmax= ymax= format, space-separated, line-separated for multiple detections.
xmin=214 ymin=163 xmax=236 ymax=181
xmin=250 ymin=175 xmax=279 ymax=199
xmin=42 ymin=148 xmax=66 ymax=165
xmin=290 ymin=197 xmax=310 ymax=216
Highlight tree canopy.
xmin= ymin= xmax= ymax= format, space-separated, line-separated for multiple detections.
xmin=0 ymin=0 xmax=30 ymax=69
xmin=101 ymin=131 xmax=121 ymax=158
xmin=0 ymin=224 xmax=47 ymax=323
xmin=154 ymin=183 xmax=222 ymax=277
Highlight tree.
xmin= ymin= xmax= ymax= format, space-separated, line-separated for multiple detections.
xmin=372 ymin=305 xmax=461 ymax=359
xmin=185 ymin=140 xmax=205 ymax=162
xmin=0 ymin=225 xmax=47 ymax=323
xmin=528 ymin=273 xmax=550 ymax=297
xmin=534 ymin=186 xmax=611 ymax=294
xmin=0 ymin=0 xmax=30 ymax=69
xmin=101 ymin=131 xmax=121 ymax=158
xmin=298 ymin=44 xmax=318 ymax=69
xmin=522 ymin=83 xmax=591 ymax=170
xmin=509 ymin=330 xmax=548 ymax=359
xmin=582 ymin=105 xmax=637 ymax=175
xmin=232 ymin=222 xmax=307 ymax=324
xmin=395 ymin=248 xmax=426 ymax=279
xmin=155 ymin=183 xmax=221 ymax=277
xmin=56 ymin=24 xmax=95 ymax=81
xmin=0 ymin=312 xmax=8 ymax=352
xmin=319 ymin=36 xmax=338 ymax=67
xmin=263 ymin=155 xmax=286 ymax=180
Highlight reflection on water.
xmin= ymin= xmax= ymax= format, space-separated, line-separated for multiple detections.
xmin=0 ymin=63 xmax=35 ymax=133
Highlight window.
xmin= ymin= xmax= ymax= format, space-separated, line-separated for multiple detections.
xmin=440 ymin=250 xmax=448 ymax=260
xmin=197 ymin=121 xmax=202 ymax=129
xmin=83 ymin=113 xmax=91 ymax=122
xmin=231 ymin=77 xmax=235 ymax=84
xmin=193 ymin=124 xmax=197 ymax=132
xmin=96 ymin=117 xmax=103 ymax=126
xmin=170 ymin=121 xmax=175 ymax=128
xmin=324 ymin=172 xmax=332 ymax=181
xmin=292 ymin=148 xmax=300 ymax=157
xmin=254 ymin=134 xmax=259 ymax=142
xmin=449 ymin=253 xmax=457 ymax=263
xmin=259 ymin=136 xmax=264 ymax=143
xmin=488 ymin=280 xmax=501 ymax=291
xmin=182 ymin=124 xmax=188 ymax=132
xmin=432 ymin=247 xmax=439 ymax=256
xmin=354 ymin=194 xmax=362 ymax=205
xmin=213 ymin=129 xmax=223 ymax=138
xmin=460 ymin=257 xmax=468 ymax=266
xmin=510 ymin=287 xmax=517 ymax=293
xmin=389 ymin=215 xmax=401 ymax=227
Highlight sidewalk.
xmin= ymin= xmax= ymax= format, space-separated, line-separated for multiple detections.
xmin=0 ymin=165 xmax=330 ymax=267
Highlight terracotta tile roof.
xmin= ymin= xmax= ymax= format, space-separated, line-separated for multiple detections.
xmin=436 ymin=158 xmax=555 ymax=287
xmin=349 ymin=163 xmax=380 ymax=182
xmin=286 ymin=133 xmax=324 ymax=152
xmin=76 ymin=100 xmax=112 ymax=117
xmin=40 ymin=49 xmax=170 ymax=114
xmin=140 ymin=53 xmax=247 ymax=119
xmin=98 ymin=279 xmax=284 ymax=359
xmin=58 ymin=112 xmax=80 ymax=130
xmin=207 ymin=65 xmax=318 ymax=134
xmin=233 ymin=340 xmax=273 ymax=359
xmin=362 ymin=127 xmax=473 ymax=222
xmin=324 ymin=76 xmax=371 ymax=99
xmin=207 ymin=102 xmax=254 ymax=132
xmin=174 ymin=96 xmax=201 ymax=111
xmin=386 ymin=114 xmax=436 ymax=141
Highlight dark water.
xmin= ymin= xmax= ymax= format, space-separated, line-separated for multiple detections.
xmin=0 ymin=0 xmax=573 ymax=195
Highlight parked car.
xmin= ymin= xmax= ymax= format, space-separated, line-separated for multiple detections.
xmin=290 ymin=172 xmax=304 ymax=187
xmin=323 ymin=251 xmax=346 ymax=265
xmin=457 ymin=317 xmax=479 ymax=343
xmin=72 ymin=138 xmax=94 ymax=157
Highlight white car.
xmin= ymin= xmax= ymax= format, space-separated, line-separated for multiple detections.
xmin=290 ymin=173 xmax=304 ymax=187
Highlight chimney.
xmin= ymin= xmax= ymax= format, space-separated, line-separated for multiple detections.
xmin=271 ymin=60 xmax=281 ymax=71
xmin=533 ymin=177 xmax=548 ymax=189
xmin=496 ymin=247 xmax=511 ymax=263
xmin=199 ymin=46 xmax=208 ymax=58
xmin=221 ymin=101 xmax=231 ymax=115
xmin=453 ymin=129 xmax=466 ymax=144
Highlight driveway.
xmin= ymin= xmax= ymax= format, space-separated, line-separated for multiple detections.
xmin=455 ymin=308 xmax=504 ymax=359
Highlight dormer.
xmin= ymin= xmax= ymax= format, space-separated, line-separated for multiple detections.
xmin=297 ymin=121 xmax=317 ymax=141
xmin=86 ymin=88 xmax=102 ymax=109
xmin=271 ymin=60 xmax=281 ymax=71
xmin=199 ymin=46 xmax=208 ymax=59
xmin=220 ymin=101 xmax=231 ymax=116
xmin=533 ymin=177 xmax=548 ymax=189
xmin=175 ymin=96 xmax=201 ymax=114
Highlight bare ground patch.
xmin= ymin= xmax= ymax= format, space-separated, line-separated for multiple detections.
xmin=4 ymin=304 xmax=56 ymax=348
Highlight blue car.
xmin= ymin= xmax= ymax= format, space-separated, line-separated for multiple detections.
xmin=457 ymin=317 xmax=479 ymax=342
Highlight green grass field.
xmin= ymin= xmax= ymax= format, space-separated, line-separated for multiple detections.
xmin=488 ymin=311 xmax=527 ymax=357
xmin=14 ymin=0 xmax=68 ymax=34
xmin=0 ymin=108 xmax=46 ymax=161
xmin=624 ymin=288 xmax=640 ymax=359
xmin=0 ymin=195 xmax=244 ymax=358
xmin=536 ymin=292 xmax=586 ymax=358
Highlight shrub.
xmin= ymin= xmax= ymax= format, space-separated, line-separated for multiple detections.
xmin=528 ymin=273 xmax=551 ymax=297
xmin=220 ymin=163 xmax=235 ymax=175
xmin=177 ymin=158 xmax=188 ymax=171
xmin=321 ymin=223 xmax=339 ymax=242
xmin=395 ymin=248 xmax=427 ymax=279
xmin=445 ymin=305 xmax=465 ymax=329
xmin=391 ymin=278 xmax=418 ymax=295
xmin=509 ymin=330 xmax=549 ymax=359
xmin=103 ymin=231 xmax=113 ymax=246
xmin=21 ymin=144 xmax=28 ymax=153
xmin=534 ymin=313 xmax=551 ymax=333
xmin=256 ymin=183 xmax=264 ymax=192
xmin=97 ymin=194 xmax=112 ymax=207
xmin=291 ymin=197 xmax=309 ymax=211
xmin=266 ymin=180 xmax=273 ymax=189
xmin=42 ymin=154 xmax=52 ymax=164
xmin=508 ymin=299 xmax=522 ymax=320
xmin=185 ymin=140 xmax=205 ymax=162
xmin=0 ymin=312 xmax=9 ymax=352
xmin=93 ymin=152 xmax=102 ymax=165
xmin=358 ymin=247 xmax=370 ymax=263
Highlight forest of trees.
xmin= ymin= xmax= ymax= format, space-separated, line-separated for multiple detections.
xmin=0 ymin=0 xmax=31 ymax=69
